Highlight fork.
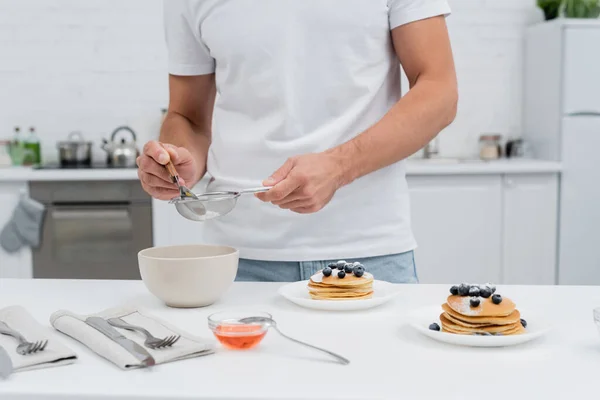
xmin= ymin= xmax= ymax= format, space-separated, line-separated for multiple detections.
xmin=107 ymin=318 xmax=180 ymax=349
xmin=0 ymin=321 xmax=47 ymax=355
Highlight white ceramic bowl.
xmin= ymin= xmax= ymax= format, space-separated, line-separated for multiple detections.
xmin=138 ymin=244 xmax=239 ymax=308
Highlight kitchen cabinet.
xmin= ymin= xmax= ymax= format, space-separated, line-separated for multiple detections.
xmin=408 ymin=175 xmax=503 ymax=284
xmin=502 ymin=174 xmax=558 ymax=285
xmin=407 ymin=173 xmax=559 ymax=285
xmin=0 ymin=182 xmax=32 ymax=278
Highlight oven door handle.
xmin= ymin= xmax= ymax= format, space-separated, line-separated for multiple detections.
xmin=51 ymin=208 xmax=130 ymax=220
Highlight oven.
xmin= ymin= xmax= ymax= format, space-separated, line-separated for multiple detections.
xmin=29 ymin=180 xmax=152 ymax=280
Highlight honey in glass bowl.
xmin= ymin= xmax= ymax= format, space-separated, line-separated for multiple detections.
xmin=208 ymin=311 xmax=271 ymax=350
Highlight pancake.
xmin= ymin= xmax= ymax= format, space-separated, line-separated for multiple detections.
xmin=307 ymin=269 xmax=374 ymax=300
xmin=310 ymin=271 xmax=374 ymax=287
xmin=309 ymin=291 xmax=373 ymax=301
xmin=446 ymin=295 xmax=516 ymax=318
xmin=441 ymin=321 xmax=526 ymax=336
xmin=441 ymin=303 xmax=521 ymax=325
xmin=440 ymin=314 xmax=520 ymax=334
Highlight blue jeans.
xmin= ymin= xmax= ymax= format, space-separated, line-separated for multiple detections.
xmin=235 ymin=251 xmax=418 ymax=283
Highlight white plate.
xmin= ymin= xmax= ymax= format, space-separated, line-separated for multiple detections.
xmin=407 ymin=305 xmax=550 ymax=347
xmin=278 ymin=280 xmax=400 ymax=311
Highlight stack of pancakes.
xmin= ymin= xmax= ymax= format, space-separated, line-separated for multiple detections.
xmin=308 ymin=271 xmax=374 ymax=300
xmin=440 ymin=295 xmax=526 ymax=335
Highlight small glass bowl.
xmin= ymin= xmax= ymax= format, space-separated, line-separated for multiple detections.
xmin=208 ymin=310 xmax=271 ymax=350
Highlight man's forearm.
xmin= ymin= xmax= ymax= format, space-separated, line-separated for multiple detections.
xmin=159 ymin=111 xmax=210 ymax=185
xmin=329 ymin=77 xmax=458 ymax=186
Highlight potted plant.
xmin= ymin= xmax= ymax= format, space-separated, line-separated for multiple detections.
xmin=538 ymin=0 xmax=562 ymax=20
xmin=562 ymin=0 xmax=600 ymax=18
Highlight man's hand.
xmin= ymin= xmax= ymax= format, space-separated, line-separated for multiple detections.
xmin=137 ymin=140 xmax=198 ymax=200
xmin=256 ymin=152 xmax=345 ymax=214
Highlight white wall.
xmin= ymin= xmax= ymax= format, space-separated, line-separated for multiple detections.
xmin=0 ymin=0 xmax=543 ymax=162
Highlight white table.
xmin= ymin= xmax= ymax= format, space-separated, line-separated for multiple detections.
xmin=0 ymin=279 xmax=599 ymax=400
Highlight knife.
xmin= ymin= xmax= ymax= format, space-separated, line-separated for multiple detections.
xmin=0 ymin=344 xmax=13 ymax=379
xmin=85 ymin=317 xmax=155 ymax=368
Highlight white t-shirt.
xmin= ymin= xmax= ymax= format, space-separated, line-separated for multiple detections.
xmin=164 ymin=0 xmax=451 ymax=261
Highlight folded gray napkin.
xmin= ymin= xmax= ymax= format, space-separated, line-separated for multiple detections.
xmin=50 ymin=306 xmax=215 ymax=370
xmin=0 ymin=306 xmax=77 ymax=372
xmin=0 ymin=195 xmax=45 ymax=253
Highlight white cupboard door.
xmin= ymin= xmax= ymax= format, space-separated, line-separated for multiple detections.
xmin=558 ymin=117 xmax=600 ymax=284
xmin=0 ymin=182 xmax=32 ymax=278
xmin=408 ymin=175 xmax=503 ymax=284
xmin=502 ymin=174 xmax=558 ymax=285
xmin=563 ymin=28 xmax=600 ymax=115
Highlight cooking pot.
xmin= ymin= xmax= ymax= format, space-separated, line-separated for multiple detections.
xmin=57 ymin=131 xmax=92 ymax=166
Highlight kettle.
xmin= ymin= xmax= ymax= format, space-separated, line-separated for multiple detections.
xmin=101 ymin=126 xmax=140 ymax=168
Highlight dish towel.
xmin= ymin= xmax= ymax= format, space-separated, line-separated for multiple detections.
xmin=50 ymin=306 xmax=215 ymax=370
xmin=0 ymin=195 xmax=45 ymax=253
xmin=0 ymin=306 xmax=77 ymax=372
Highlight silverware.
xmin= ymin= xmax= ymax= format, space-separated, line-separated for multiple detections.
xmin=0 ymin=321 xmax=47 ymax=355
xmin=169 ymin=186 xmax=271 ymax=222
xmin=85 ymin=317 xmax=155 ymax=368
xmin=0 ymin=345 xmax=13 ymax=379
xmin=238 ymin=316 xmax=350 ymax=365
xmin=107 ymin=317 xmax=180 ymax=349
xmin=162 ymin=148 xmax=199 ymax=201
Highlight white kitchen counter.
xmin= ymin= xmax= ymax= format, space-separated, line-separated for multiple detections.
xmin=0 ymin=166 xmax=139 ymax=181
xmin=0 ymin=159 xmax=561 ymax=183
xmin=405 ymin=158 xmax=562 ymax=175
xmin=0 ymin=279 xmax=598 ymax=400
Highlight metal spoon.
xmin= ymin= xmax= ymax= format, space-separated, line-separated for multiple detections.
xmin=163 ymin=160 xmax=199 ymax=200
xmin=238 ymin=316 xmax=350 ymax=365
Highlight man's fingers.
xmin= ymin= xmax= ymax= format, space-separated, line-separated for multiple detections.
xmin=277 ymin=199 xmax=313 ymax=210
xmin=257 ymin=177 xmax=300 ymax=202
xmin=143 ymin=140 xmax=170 ymax=165
xmin=263 ymin=157 xmax=296 ymax=187
xmin=272 ymin=191 xmax=305 ymax=206
xmin=138 ymin=170 xmax=178 ymax=190
xmin=136 ymin=155 xmax=174 ymax=184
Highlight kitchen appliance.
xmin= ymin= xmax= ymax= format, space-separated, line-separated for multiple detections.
xmin=524 ymin=20 xmax=600 ymax=284
xmin=101 ymin=126 xmax=139 ymax=168
xmin=29 ymin=180 xmax=152 ymax=280
xmin=57 ymin=131 xmax=93 ymax=166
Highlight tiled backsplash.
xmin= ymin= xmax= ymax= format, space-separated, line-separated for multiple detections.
xmin=0 ymin=0 xmax=542 ymax=162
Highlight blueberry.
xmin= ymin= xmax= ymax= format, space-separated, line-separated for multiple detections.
xmin=449 ymin=285 xmax=459 ymax=295
xmin=520 ymin=318 xmax=527 ymax=328
xmin=322 ymin=267 xmax=332 ymax=277
xmin=337 ymin=270 xmax=346 ymax=279
xmin=469 ymin=286 xmax=481 ymax=297
xmin=458 ymin=283 xmax=470 ymax=296
xmin=470 ymin=297 xmax=481 ymax=307
xmin=480 ymin=288 xmax=492 ymax=298
xmin=429 ymin=323 xmax=440 ymax=331
xmin=336 ymin=260 xmax=347 ymax=269
xmin=344 ymin=264 xmax=353 ymax=274
xmin=353 ymin=266 xmax=365 ymax=278
xmin=484 ymin=283 xmax=496 ymax=294
xmin=327 ymin=263 xmax=337 ymax=270
xmin=491 ymin=294 xmax=502 ymax=304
